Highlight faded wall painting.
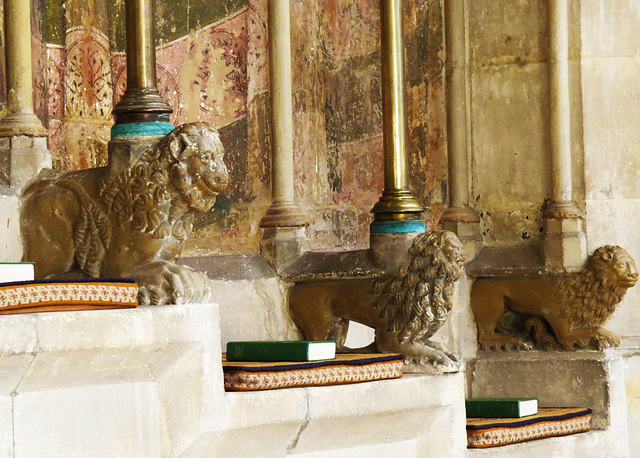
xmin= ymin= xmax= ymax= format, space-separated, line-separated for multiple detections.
xmin=6 ymin=0 xmax=448 ymax=256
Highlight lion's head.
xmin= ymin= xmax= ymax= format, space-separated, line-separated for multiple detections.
xmin=560 ymin=245 xmax=638 ymax=328
xmin=588 ymin=245 xmax=638 ymax=289
xmin=373 ymin=230 xmax=465 ymax=343
xmin=100 ymin=123 xmax=230 ymax=241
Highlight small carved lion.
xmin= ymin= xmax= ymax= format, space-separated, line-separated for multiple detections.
xmin=289 ymin=230 xmax=466 ymax=373
xmin=21 ymin=123 xmax=230 ymax=305
xmin=471 ymin=245 xmax=638 ymax=351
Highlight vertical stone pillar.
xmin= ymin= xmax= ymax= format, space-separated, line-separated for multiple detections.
xmin=370 ymin=0 xmax=424 ymax=271
xmin=440 ymin=0 xmax=482 ymax=261
xmin=259 ymin=0 xmax=308 ymax=270
xmin=543 ymin=0 xmax=586 ymax=271
xmin=0 ymin=0 xmax=51 ymax=191
xmin=109 ymin=0 xmax=174 ymax=175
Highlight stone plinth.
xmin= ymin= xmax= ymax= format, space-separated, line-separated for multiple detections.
xmin=0 ymin=299 xmax=468 ymax=457
xmin=0 ymin=135 xmax=50 ymax=191
xmin=543 ymin=217 xmax=587 ymax=272
xmin=0 ymin=303 xmax=226 ymax=458
xmin=468 ymin=351 xmax=628 ymax=449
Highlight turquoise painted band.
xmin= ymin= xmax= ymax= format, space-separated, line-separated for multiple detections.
xmin=370 ymin=220 xmax=426 ymax=234
xmin=111 ymin=122 xmax=175 ymax=138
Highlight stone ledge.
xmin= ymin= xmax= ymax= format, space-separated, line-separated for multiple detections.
xmin=0 ymin=302 xmax=469 ymax=458
xmin=184 ymin=373 xmax=467 ymax=457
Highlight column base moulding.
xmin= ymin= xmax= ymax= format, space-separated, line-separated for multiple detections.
xmin=259 ymin=203 xmax=309 ymax=228
xmin=0 ymin=114 xmax=47 ymax=138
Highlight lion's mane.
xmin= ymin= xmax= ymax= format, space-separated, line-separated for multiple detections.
xmin=371 ymin=230 xmax=464 ymax=343
xmin=99 ymin=123 xmax=222 ymax=242
xmin=556 ymin=245 xmax=635 ymax=328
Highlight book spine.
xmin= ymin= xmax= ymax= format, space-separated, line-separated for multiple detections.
xmin=466 ymin=402 xmax=521 ymax=418
xmin=227 ymin=342 xmax=310 ymax=362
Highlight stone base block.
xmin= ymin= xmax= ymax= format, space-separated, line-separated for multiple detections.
xmin=543 ymin=217 xmax=587 ymax=272
xmin=0 ymin=303 xmax=226 ymax=458
xmin=260 ymin=226 xmax=307 ymax=272
xmin=369 ymin=232 xmax=422 ymax=273
xmin=442 ymin=220 xmax=483 ymax=262
xmin=0 ymin=193 xmax=21 ymax=261
xmin=468 ymin=351 xmax=628 ymax=451
xmin=0 ymin=135 xmax=51 ymax=191
xmin=108 ymin=135 xmax=163 ymax=176
xmin=184 ymin=372 xmax=468 ymax=458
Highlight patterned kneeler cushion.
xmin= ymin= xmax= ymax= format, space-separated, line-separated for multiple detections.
xmin=223 ymin=353 xmax=404 ymax=391
xmin=467 ymin=407 xmax=592 ymax=448
xmin=0 ymin=279 xmax=138 ymax=315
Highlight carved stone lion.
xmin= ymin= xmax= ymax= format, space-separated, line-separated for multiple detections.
xmin=471 ymin=245 xmax=638 ymax=351
xmin=21 ymin=122 xmax=230 ymax=305
xmin=289 ymin=230 xmax=466 ymax=373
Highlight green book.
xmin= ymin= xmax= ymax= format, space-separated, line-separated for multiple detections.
xmin=465 ymin=398 xmax=538 ymax=418
xmin=226 ymin=341 xmax=336 ymax=362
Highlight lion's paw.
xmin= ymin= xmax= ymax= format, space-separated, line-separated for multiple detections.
xmin=134 ymin=261 xmax=213 ymax=306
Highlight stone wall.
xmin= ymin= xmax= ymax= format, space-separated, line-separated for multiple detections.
xmin=580 ymin=0 xmax=640 ymax=341
xmin=468 ymin=0 xmax=553 ymax=247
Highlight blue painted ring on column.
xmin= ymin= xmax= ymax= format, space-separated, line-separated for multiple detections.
xmin=370 ymin=220 xmax=426 ymax=234
xmin=111 ymin=122 xmax=175 ymax=138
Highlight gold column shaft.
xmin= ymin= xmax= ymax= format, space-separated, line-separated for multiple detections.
xmin=372 ymin=0 xmax=423 ymax=221
xmin=112 ymin=0 xmax=172 ymax=124
xmin=0 ymin=0 xmax=46 ymax=136
xmin=126 ymin=0 xmax=157 ymax=89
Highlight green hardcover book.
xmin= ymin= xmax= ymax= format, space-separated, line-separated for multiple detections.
xmin=226 ymin=341 xmax=336 ymax=362
xmin=465 ymin=398 xmax=538 ymax=418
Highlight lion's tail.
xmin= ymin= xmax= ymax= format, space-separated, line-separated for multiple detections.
xmin=525 ymin=317 xmax=560 ymax=350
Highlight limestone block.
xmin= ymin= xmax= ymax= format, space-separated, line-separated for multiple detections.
xmin=471 ymin=63 xmax=551 ymax=246
xmin=585 ymin=199 xmax=640 ymax=338
xmin=294 ymin=373 xmax=467 ymax=455
xmin=469 ymin=0 xmax=548 ymax=63
xmin=471 ymin=63 xmax=551 ymax=204
xmin=542 ymin=217 xmax=587 ymax=271
xmin=433 ymin=273 xmax=477 ymax=361
xmin=0 ymin=314 xmax=37 ymax=354
xmin=581 ymin=0 xmax=640 ymax=58
xmin=469 ymin=351 xmax=628 ymax=433
xmin=212 ymin=278 xmax=300 ymax=348
xmin=0 ymin=193 xmax=22 ymax=262
xmin=0 ymin=135 xmax=51 ymax=191
xmin=442 ymin=221 xmax=483 ymax=262
xmin=14 ymin=382 xmax=162 ymax=458
xmin=0 ymin=397 xmax=11 ymax=458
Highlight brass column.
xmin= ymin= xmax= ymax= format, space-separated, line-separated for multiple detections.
xmin=112 ymin=0 xmax=173 ymax=127
xmin=0 ymin=0 xmax=47 ymax=136
xmin=371 ymin=0 xmax=423 ymax=222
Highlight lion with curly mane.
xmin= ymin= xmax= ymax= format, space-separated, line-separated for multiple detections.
xmin=289 ymin=230 xmax=466 ymax=373
xmin=471 ymin=245 xmax=638 ymax=350
xmin=21 ymin=123 xmax=229 ymax=305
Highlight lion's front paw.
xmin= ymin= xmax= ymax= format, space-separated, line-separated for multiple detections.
xmin=593 ymin=329 xmax=620 ymax=350
xmin=134 ymin=261 xmax=213 ymax=306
